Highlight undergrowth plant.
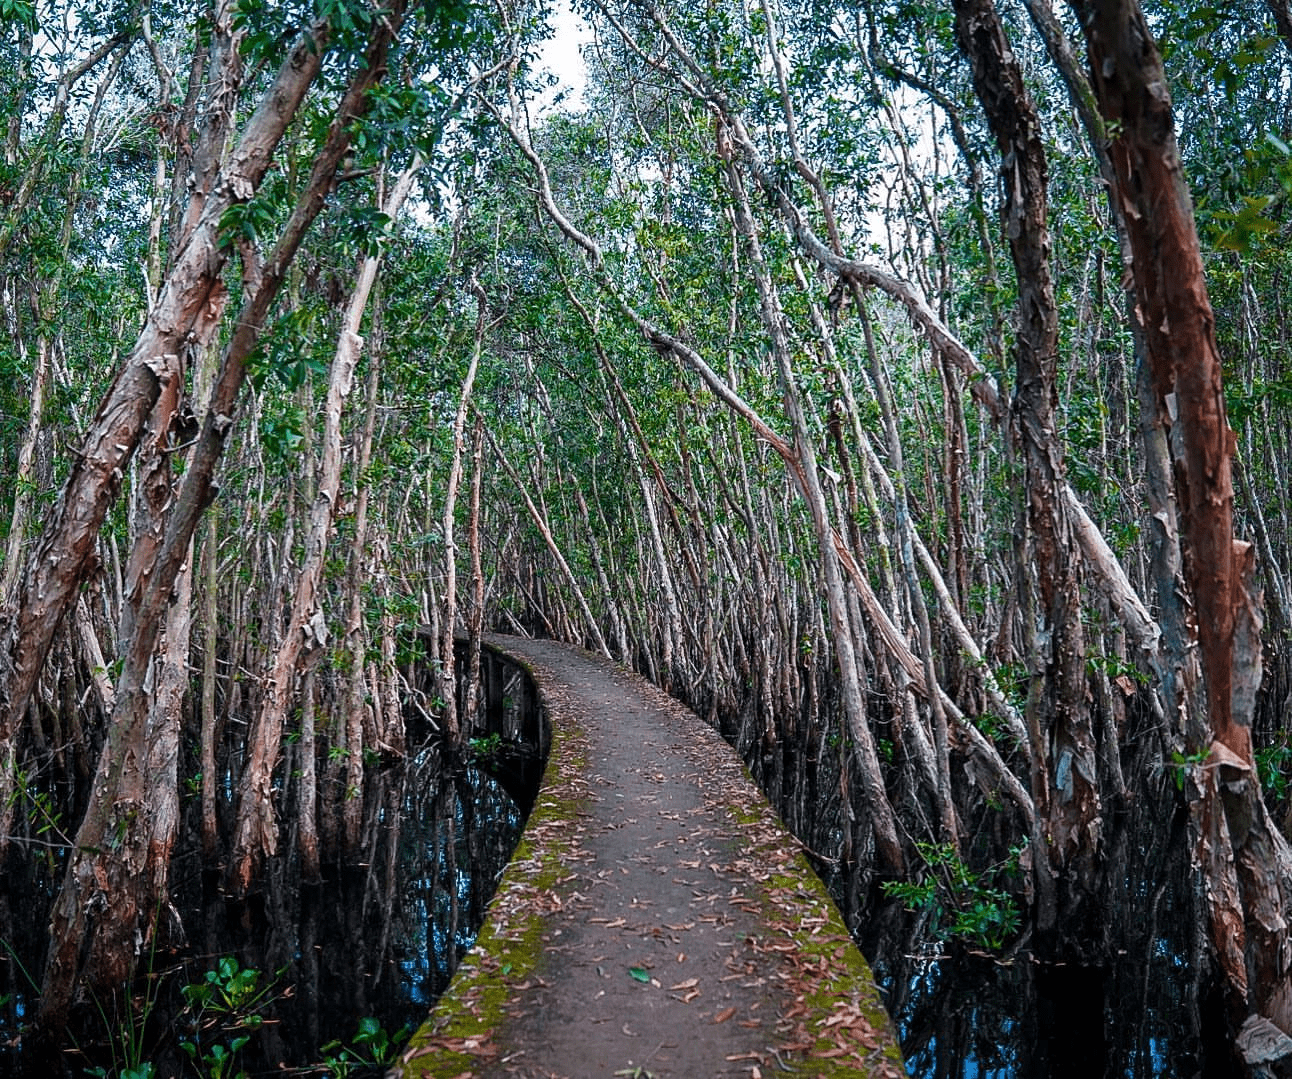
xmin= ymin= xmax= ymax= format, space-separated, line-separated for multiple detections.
xmin=881 ymin=840 xmax=1023 ymax=951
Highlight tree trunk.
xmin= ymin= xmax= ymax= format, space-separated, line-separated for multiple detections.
xmin=1071 ymin=0 xmax=1292 ymax=1054
xmin=228 ymin=156 xmax=420 ymax=893
xmin=954 ymin=0 xmax=1096 ymax=930
xmin=438 ymin=279 xmax=487 ymax=746
xmin=35 ymin=9 xmax=405 ymax=1025
xmin=0 ymin=13 xmax=334 ymax=850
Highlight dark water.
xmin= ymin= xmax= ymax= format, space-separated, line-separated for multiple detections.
xmin=703 ymin=665 xmax=1231 ymax=1079
xmin=849 ymin=799 xmax=1231 ymax=1079
xmin=0 ymin=678 xmax=546 ymax=1076
xmin=862 ymin=927 xmax=1221 ymax=1078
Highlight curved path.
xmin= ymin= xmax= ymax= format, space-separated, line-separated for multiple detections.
xmin=393 ymin=636 xmax=905 ymax=1079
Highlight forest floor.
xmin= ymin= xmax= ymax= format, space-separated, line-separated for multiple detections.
xmin=392 ymin=635 xmax=905 ymax=1079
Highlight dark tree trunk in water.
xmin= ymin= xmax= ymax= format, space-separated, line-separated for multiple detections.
xmin=1071 ymin=0 xmax=1292 ymax=1060
xmin=953 ymin=0 xmax=1096 ymax=933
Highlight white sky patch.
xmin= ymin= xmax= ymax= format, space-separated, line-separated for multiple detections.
xmin=533 ymin=0 xmax=592 ymax=114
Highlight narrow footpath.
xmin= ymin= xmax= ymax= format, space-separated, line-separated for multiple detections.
xmin=393 ymin=636 xmax=905 ymax=1079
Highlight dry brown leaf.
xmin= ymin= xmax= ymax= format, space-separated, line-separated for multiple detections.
xmin=714 ymin=1006 xmax=737 ymax=1024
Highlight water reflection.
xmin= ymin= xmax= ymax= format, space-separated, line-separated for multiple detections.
xmin=0 ymin=647 xmax=546 ymax=1077
xmin=858 ymin=800 xmax=1225 ymax=1079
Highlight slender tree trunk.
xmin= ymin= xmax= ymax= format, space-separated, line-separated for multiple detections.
xmin=955 ymin=0 xmax=1096 ymax=930
xmin=721 ymin=159 xmax=905 ymax=871
xmin=229 ymin=156 xmax=420 ymax=894
xmin=438 ymin=280 xmax=487 ymax=746
xmin=36 ymin=11 xmax=405 ymax=1024
xmin=0 ymin=13 xmax=335 ymax=849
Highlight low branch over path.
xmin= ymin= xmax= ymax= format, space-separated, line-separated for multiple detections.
xmin=394 ymin=636 xmax=905 ymax=1079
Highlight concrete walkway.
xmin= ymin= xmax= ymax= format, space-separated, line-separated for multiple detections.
xmin=392 ymin=636 xmax=905 ymax=1079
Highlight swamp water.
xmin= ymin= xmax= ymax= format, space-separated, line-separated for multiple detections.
xmin=717 ymin=680 xmax=1233 ymax=1078
xmin=847 ymin=796 xmax=1230 ymax=1079
xmin=0 ymin=651 xmax=547 ymax=1077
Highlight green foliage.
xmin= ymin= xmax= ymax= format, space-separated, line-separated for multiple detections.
xmin=338 ymin=205 xmax=394 ymax=258
xmin=0 ymin=0 xmax=36 ymax=32
xmin=320 ymin=1016 xmax=409 ymax=1076
xmin=1257 ymin=740 xmax=1292 ymax=803
xmin=469 ymin=731 xmax=503 ymax=762
xmin=180 ymin=958 xmax=284 ymax=1079
xmin=1168 ymin=747 xmax=1213 ymax=792
xmin=217 ymin=197 xmax=280 ymax=252
xmin=881 ymin=841 xmax=1022 ymax=951
xmin=258 ymin=401 xmax=305 ymax=462
xmin=181 ymin=957 xmax=275 ymax=1017
xmin=1085 ymin=652 xmax=1146 ymax=687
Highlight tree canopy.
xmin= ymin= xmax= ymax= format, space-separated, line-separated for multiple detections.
xmin=2 ymin=0 xmax=1292 ymax=1072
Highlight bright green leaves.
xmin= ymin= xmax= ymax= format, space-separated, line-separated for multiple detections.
xmin=232 ymin=0 xmax=312 ymax=67
xmin=421 ymin=0 xmax=479 ymax=52
xmin=1227 ymin=369 xmax=1292 ymax=428
xmin=249 ymin=303 xmax=329 ymax=392
xmin=338 ymin=205 xmax=394 ymax=258
xmin=880 ymin=840 xmax=1023 ymax=952
xmin=217 ymin=196 xmax=280 ymax=252
xmin=1196 ymin=132 xmax=1292 ymax=254
xmin=1159 ymin=1 xmax=1277 ymax=101
xmin=0 ymin=0 xmax=36 ymax=32
xmin=1213 ymin=195 xmax=1281 ymax=252
xmin=352 ymin=80 xmax=441 ymax=163
xmin=316 ymin=0 xmax=378 ymax=46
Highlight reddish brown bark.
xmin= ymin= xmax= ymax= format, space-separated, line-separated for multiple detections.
xmin=36 ymin=7 xmax=406 ymax=1028
xmin=1072 ymin=0 xmax=1292 ymax=1051
xmin=0 ymin=15 xmax=332 ymax=851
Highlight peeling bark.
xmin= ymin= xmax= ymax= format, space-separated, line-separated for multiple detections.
xmin=228 ymin=157 xmax=419 ymax=895
xmin=1071 ymin=0 xmax=1292 ymax=1047
xmin=0 ymin=14 xmax=333 ymax=851
xmin=35 ymin=7 xmax=405 ymax=1026
xmin=954 ymin=0 xmax=1098 ymax=921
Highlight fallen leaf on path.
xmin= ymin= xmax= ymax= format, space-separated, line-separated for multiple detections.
xmin=628 ymin=967 xmax=651 ymax=983
xmin=714 ymin=1006 xmax=737 ymax=1023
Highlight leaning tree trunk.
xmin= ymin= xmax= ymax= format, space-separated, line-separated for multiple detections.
xmin=0 ymin=11 xmax=333 ymax=852
xmin=36 ymin=9 xmax=406 ymax=1029
xmin=1071 ymin=0 xmax=1292 ymax=1060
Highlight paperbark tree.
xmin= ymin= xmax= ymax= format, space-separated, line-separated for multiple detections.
xmin=0 ymin=7 xmax=332 ymax=852
xmin=36 ymin=3 xmax=407 ymax=1030
xmin=1071 ymin=0 xmax=1292 ymax=1058
xmin=228 ymin=157 xmax=421 ymax=895
xmin=953 ymin=0 xmax=1096 ymax=932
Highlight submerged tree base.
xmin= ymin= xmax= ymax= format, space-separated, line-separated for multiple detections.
xmin=0 ymin=724 xmax=540 ymax=1077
